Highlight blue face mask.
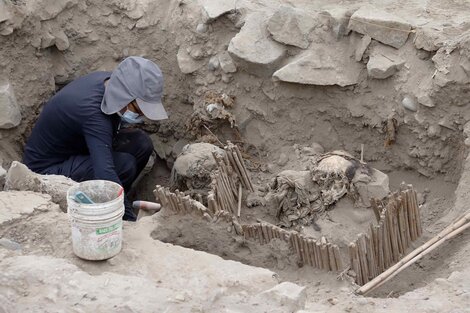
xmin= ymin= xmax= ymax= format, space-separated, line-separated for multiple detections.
xmin=118 ymin=110 xmax=144 ymax=124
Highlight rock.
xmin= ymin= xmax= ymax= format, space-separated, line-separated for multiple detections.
xmin=53 ymin=30 xmax=70 ymax=51
xmin=348 ymin=5 xmax=412 ymax=49
xmin=0 ymin=238 xmax=22 ymax=251
xmin=196 ymin=23 xmax=207 ymax=33
xmin=321 ymin=7 xmax=356 ymax=37
xmin=176 ymin=47 xmax=204 ymax=74
xmin=0 ymin=164 xmax=6 ymax=190
xmin=0 ymin=3 xmax=13 ymax=35
xmin=267 ymin=7 xmax=319 ymax=49
xmin=199 ymin=0 xmax=236 ymax=21
xmin=402 ymin=96 xmax=418 ymax=112
xmin=4 ymin=161 xmax=77 ymax=212
xmin=253 ymin=282 xmax=306 ymax=311
xmin=413 ymin=27 xmax=443 ymax=52
xmin=0 ymin=3 xmax=11 ymax=23
xmin=355 ymin=35 xmax=371 ymax=61
xmin=273 ymin=44 xmax=362 ymax=87
xmin=40 ymin=32 xmax=56 ymax=49
xmin=427 ymin=124 xmax=441 ymax=137
xmin=355 ymin=168 xmax=390 ymax=206
xmin=0 ymin=83 xmax=21 ymax=129
xmin=277 ymin=153 xmax=289 ymax=166
xmin=218 ymin=51 xmax=237 ymax=73
xmin=0 ymin=191 xmax=55 ymax=225
xmin=228 ymin=12 xmax=286 ymax=76
xmin=463 ymin=121 xmax=470 ymax=138
xmin=417 ymin=94 xmax=434 ymax=108
xmin=0 ymin=2 xmax=25 ymax=36
xmin=29 ymin=0 xmax=77 ymax=21
xmin=367 ymin=48 xmax=404 ymax=79
xmin=207 ymin=56 xmax=219 ymax=71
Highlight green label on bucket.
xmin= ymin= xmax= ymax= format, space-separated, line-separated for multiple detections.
xmin=96 ymin=223 xmax=120 ymax=235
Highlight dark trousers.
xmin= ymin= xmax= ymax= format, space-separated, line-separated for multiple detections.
xmin=42 ymin=129 xmax=153 ymax=221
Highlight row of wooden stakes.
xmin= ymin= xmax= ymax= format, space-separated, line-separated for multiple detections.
xmin=242 ymin=223 xmax=344 ymax=272
xmin=349 ymin=188 xmax=422 ymax=285
xmin=154 ymin=185 xmax=220 ymax=220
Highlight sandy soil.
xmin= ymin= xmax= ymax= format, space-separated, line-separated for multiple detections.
xmin=1 ymin=0 xmax=470 ymax=311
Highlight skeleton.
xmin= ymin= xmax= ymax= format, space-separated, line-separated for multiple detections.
xmin=186 ymin=91 xmax=240 ymax=144
xmin=266 ymin=151 xmax=372 ymax=228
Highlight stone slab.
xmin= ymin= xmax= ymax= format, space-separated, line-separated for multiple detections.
xmin=199 ymin=0 xmax=236 ymax=21
xmin=367 ymin=48 xmax=405 ymax=79
xmin=272 ymin=45 xmax=362 ymax=87
xmin=228 ymin=12 xmax=286 ymax=76
xmin=267 ymin=6 xmax=319 ymax=49
xmin=0 ymin=83 xmax=21 ymax=129
xmin=348 ymin=5 xmax=412 ymax=49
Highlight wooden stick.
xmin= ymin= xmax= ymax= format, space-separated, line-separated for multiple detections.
xmin=333 ymin=244 xmax=343 ymax=271
xmin=376 ymin=224 xmax=384 ymax=273
xmin=357 ymin=212 xmax=470 ymax=295
xmin=257 ymin=225 xmax=264 ymax=244
xmin=321 ymin=243 xmax=330 ymax=271
xmin=261 ymin=224 xmax=269 ymax=243
xmin=242 ymin=225 xmax=249 ymax=239
xmin=290 ymin=233 xmax=298 ymax=254
xmin=232 ymin=146 xmax=254 ymax=192
xmin=386 ymin=205 xmax=399 ymax=262
xmin=175 ymin=191 xmax=186 ymax=213
xmin=231 ymin=151 xmax=251 ymax=192
xmin=399 ymin=197 xmax=410 ymax=251
xmin=272 ymin=226 xmax=279 ymax=239
xmin=308 ymin=239 xmax=317 ymax=268
xmin=327 ymin=243 xmax=337 ymax=271
xmin=181 ymin=195 xmax=192 ymax=215
xmin=294 ymin=234 xmax=303 ymax=263
xmin=357 ymin=234 xmax=369 ymax=283
xmin=392 ymin=197 xmax=402 ymax=254
xmin=237 ymin=183 xmax=242 ymax=217
xmin=315 ymin=241 xmax=322 ymax=269
xmin=246 ymin=225 xmax=254 ymax=239
xmin=350 ymin=243 xmax=362 ymax=285
xmin=401 ymin=193 xmax=411 ymax=247
xmin=226 ymin=151 xmax=244 ymax=186
xmin=219 ymin=172 xmax=236 ymax=210
xmin=365 ymin=234 xmax=377 ymax=279
xmin=413 ymin=190 xmax=423 ymax=236
xmin=382 ymin=218 xmax=392 ymax=268
xmin=300 ymin=237 xmax=311 ymax=266
xmin=306 ymin=238 xmax=315 ymax=267
xmin=406 ymin=190 xmax=417 ymax=241
xmin=168 ymin=192 xmax=179 ymax=212
xmin=156 ymin=187 xmax=169 ymax=209
xmin=220 ymin=162 xmax=238 ymax=198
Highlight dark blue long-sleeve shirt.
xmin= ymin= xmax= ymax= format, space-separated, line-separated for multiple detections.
xmin=23 ymin=71 xmax=122 ymax=185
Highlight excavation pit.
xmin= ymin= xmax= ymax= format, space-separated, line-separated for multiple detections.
xmin=1 ymin=0 xmax=470 ymax=310
xmin=145 ymin=140 xmax=458 ymax=298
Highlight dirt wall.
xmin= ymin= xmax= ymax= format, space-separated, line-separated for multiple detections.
xmin=1 ymin=0 xmax=469 ymax=182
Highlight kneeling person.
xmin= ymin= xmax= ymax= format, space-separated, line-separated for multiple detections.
xmin=23 ymin=56 xmax=168 ymax=221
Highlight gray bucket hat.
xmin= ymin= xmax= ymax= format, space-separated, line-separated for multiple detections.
xmin=101 ymin=56 xmax=168 ymax=120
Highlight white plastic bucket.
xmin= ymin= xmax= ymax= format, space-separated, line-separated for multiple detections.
xmin=67 ymin=180 xmax=125 ymax=260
